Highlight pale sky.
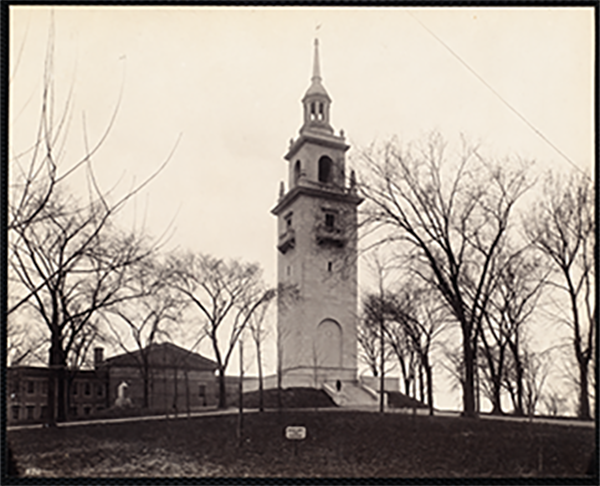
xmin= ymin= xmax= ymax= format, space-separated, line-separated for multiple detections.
xmin=9 ymin=6 xmax=594 ymax=411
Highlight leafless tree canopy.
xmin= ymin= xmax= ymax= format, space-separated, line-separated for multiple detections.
xmin=104 ymin=256 xmax=184 ymax=408
xmin=526 ymin=173 xmax=595 ymax=419
xmin=167 ymin=252 xmax=275 ymax=409
xmin=8 ymin=19 xmax=175 ymax=424
xmin=357 ymin=134 xmax=532 ymax=417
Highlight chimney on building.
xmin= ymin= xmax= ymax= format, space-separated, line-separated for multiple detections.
xmin=94 ymin=347 xmax=104 ymax=369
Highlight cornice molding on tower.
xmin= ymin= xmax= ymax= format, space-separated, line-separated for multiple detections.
xmin=271 ymin=184 xmax=363 ymax=216
xmin=284 ymin=132 xmax=350 ymax=161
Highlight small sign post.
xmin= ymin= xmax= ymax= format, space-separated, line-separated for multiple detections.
xmin=285 ymin=426 xmax=306 ymax=456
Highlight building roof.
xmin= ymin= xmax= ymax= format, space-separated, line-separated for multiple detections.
xmin=103 ymin=342 xmax=218 ymax=371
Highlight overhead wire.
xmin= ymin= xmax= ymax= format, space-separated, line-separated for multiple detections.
xmin=406 ymin=10 xmax=590 ymax=178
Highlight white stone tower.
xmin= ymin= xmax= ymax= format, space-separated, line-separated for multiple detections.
xmin=272 ymin=39 xmax=362 ymax=388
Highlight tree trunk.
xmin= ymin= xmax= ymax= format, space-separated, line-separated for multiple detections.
xmin=276 ymin=359 xmax=283 ymax=411
xmin=515 ymin=359 xmax=524 ymax=416
xmin=424 ymin=358 xmax=434 ymax=416
xmin=184 ymin=366 xmax=190 ymax=418
xmin=217 ymin=367 xmax=227 ymax=409
xmin=257 ymin=344 xmax=264 ymax=412
xmin=238 ymin=339 xmax=244 ymax=444
xmin=379 ymin=317 xmax=385 ymax=413
xmin=172 ymin=367 xmax=178 ymax=416
xmin=418 ymin=365 xmax=424 ymax=403
xmin=47 ymin=338 xmax=66 ymax=424
xmin=513 ymin=332 xmax=524 ymax=416
xmin=578 ymin=359 xmax=591 ymax=420
xmin=56 ymin=366 xmax=66 ymax=422
xmin=143 ymin=368 xmax=150 ymax=409
xmin=490 ymin=377 xmax=503 ymax=415
xmin=463 ymin=335 xmax=476 ymax=417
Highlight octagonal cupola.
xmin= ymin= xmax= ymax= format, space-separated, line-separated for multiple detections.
xmin=301 ymin=38 xmax=333 ymax=135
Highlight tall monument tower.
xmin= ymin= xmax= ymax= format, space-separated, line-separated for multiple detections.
xmin=272 ymin=39 xmax=362 ymax=388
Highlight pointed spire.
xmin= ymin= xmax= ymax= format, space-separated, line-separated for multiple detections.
xmin=312 ymin=38 xmax=321 ymax=82
xmin=303 ymin=38 xmax=330 ymax=100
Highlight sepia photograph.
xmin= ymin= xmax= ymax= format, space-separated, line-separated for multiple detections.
xmin=4 ymin=4 xmax=596 ymax=481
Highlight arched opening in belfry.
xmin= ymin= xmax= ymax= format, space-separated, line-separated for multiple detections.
xmin=318 ymin=156 xmax=333 ymax=184
xmin=315 ymin=319 xmax=342 ymax=368
xmin=294 ymin=160 xmax=301 ymax=185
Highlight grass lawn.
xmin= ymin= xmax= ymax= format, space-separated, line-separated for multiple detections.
xmin=7 ymin=411 xmax=595 ymax=478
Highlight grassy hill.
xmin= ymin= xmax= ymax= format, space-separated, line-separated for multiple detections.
xmin=237 ymin=386 xmax=427 ymax=410
xmin=7 ymin=410 xmax=595 ymax=478
xmin=237 ymin=387 xmax=337 ymax=409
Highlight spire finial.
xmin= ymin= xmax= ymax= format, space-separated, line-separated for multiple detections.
xmin=312 ymin=34 xmax=321 ymax=82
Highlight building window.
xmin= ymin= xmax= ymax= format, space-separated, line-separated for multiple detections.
xmin=199 ymin=385 xmax=207 ymax=406
xmin=285 ymin=213 xmax=293 ymax=230
xmin=26 ymin=381 xmax=35 ymax=394
xmin=41 ymin=406 xmax=48 ymax=419
xmin=318 ymin=156 xmax=333 ymax=183
xmin=12 ymin=406 xmax=19 ymax=421
xmin=83 ymin=406 xmax=91 ymax=416
xmin=97 ymin=384 xmax=104 ymax=397
xmin=325 ymin=213 xmax=335 ymax=229
xmin=294 ymin=160 xmax=301 ymax=185
xmin=41 ymin=380 xmax=48 ymax=396
xmin=26 ymin=406 xmax=34 ymax=420
xmin=72 ymin=383 xmax=78 ymax=396
xmin=84 ymin=382 xmax=91 ymax=396
xmin=328 ymin=261 xmax=333 ymax=272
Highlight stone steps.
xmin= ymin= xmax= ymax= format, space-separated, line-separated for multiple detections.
xmin=323 ymin=381 xmax=384 ymax=409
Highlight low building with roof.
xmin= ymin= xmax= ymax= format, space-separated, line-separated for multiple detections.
xmin=6 ymin=342 xmax=222 ymax=424
xmin=101 ymin=342 xmax=219 ymax=412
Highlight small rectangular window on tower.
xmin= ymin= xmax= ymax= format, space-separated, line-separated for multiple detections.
xmin=325 ymin=213 xmax=335 ymax=229
xmin=284 ymin=212 xmax=293 ymax=230
xmin=328 ymin=261 xmax=332 ymax=272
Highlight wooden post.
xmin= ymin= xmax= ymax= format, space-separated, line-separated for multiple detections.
xmin=379 ymin=311 xmax=385 ymax=413
xmin=237 ymin=338 xmax=244 ymax=446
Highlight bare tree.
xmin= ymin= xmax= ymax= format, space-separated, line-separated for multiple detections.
xmin=8 ymin=18 xmax=177 ymax=424
xmin=104 ymin=256 xmax=182 ymax=408
xmin=526 ymin=172 xmax=595 ymax=419
xmin=361 ymin=292 xmax=399 ymax=411
xmin=521 ymin=348 xmax=551 ymax=417
xmin=490 ymin=248 xmax=548 ymax=416
xmin=169 ymin=253 xmax=275 ymax=409
xmin=358 ymin=134 xmax=531 ymax=417
xmin=541 ymin=387 xmax=569 ymax=417
xmin=357 ymin=316 xmax=381 ymax=377
xmin=384 ymin=316 xmax=416 ymax=398
xmin=388 ymin=286 xmax=447 ymax=414
xmin=441 ymin=343 xmax=467 ymax=402
xmin=247 ymin=295 xmax=274 ymax=412
xmin=9 ymin=188 xmax=152 ymax=423
xmin=6 ymin=313 xmax=48 ymax=366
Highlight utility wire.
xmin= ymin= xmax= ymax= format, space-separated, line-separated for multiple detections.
xmin=407 ymin=10 xmax=589 ymax=178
